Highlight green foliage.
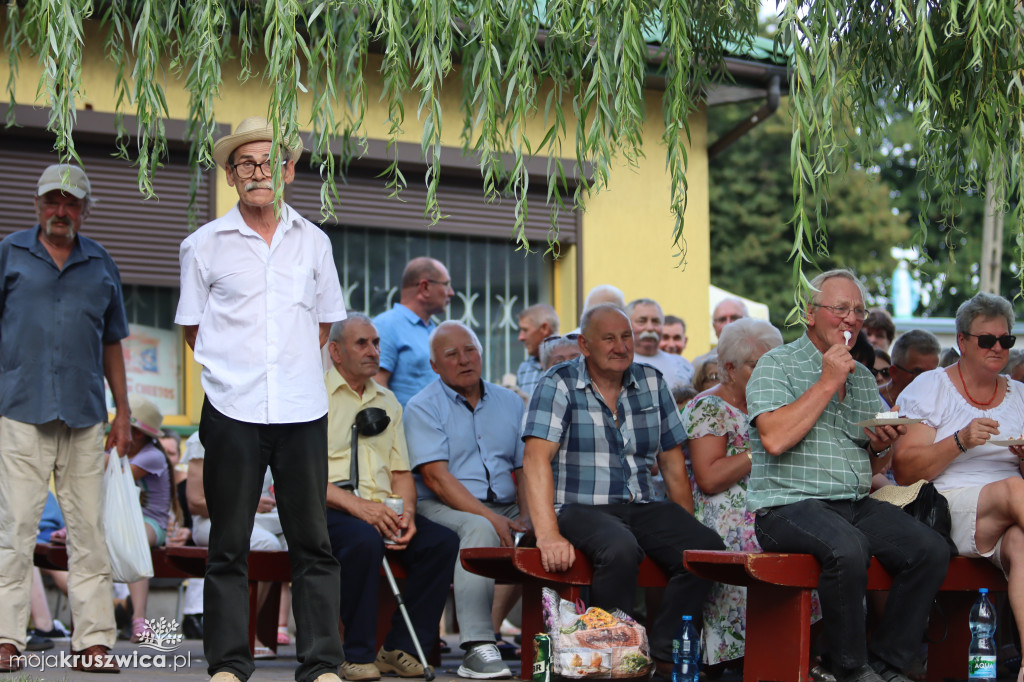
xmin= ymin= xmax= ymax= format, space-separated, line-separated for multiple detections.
xmin=779 ymin=0 xmax=1024 ymax=310
xmin=710 ymin=101 xmax=910 ymax=341
xmin=3 ymin=0 xmax=1023 ymax=291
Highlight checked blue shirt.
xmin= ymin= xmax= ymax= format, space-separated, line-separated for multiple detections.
xmin=522 ymin=355 xmax=686 ymax=508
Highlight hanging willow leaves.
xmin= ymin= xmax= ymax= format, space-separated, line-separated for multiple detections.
xmin=5 ymin=0 xmax=1024 ymax=302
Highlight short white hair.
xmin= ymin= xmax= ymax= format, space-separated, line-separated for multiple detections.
xmin=716 ymin=318 xmax=783 ymax=376
xmin=428 ymin=320 xmax=483 ymax=362
xmin=583 ymin=284 xmax=625 ymax=311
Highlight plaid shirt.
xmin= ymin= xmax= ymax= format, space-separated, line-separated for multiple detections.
xmin=516 ymin=356 xmax=545 ymax=396
xmin=746 ymin=333 xmax=882 ymax=511
xmin=522 ymin=356 xmax=686 ymax=508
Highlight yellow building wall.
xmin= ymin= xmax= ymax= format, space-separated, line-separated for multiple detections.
xmin=3 ymin=22 xmax=713 ymax=422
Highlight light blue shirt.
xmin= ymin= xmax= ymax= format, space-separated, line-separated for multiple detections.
xmin=404 ymin=378 xmax=525 ymax=503
xmin=373 ymin=303 xmax=437 ymax=406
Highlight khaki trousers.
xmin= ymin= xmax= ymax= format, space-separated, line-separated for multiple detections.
xmin=0 ymin=417 xmax=116 ymax=651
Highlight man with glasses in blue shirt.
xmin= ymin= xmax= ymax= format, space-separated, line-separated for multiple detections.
xmin=374 ymin=257 xmax=454 ymax=406
xmin=746 ymin=269 xmax=948 ymax=682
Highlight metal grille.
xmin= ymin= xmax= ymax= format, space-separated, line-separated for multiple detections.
xmin=324 ymin=224 xmax=553 ymax=383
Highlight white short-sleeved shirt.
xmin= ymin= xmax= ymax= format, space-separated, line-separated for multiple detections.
xmin=175 ymin=203 xmax=346 ymax=424
xmin=899 ymin=368 xmax=1024 ymax=490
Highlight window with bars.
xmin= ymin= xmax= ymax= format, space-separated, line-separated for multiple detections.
xmin=323 ymin=225 xmax=553 ymax=383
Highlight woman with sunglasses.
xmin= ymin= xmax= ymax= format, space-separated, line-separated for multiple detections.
xmin=894 ymin=292 xmax=1024 ymax=682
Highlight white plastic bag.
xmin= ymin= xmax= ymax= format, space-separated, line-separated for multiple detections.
xmin=103 ymin=453 xmax=153 ymax=583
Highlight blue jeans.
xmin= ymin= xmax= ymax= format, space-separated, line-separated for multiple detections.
xmin=755 ymin=497 xmax=949 ymax=670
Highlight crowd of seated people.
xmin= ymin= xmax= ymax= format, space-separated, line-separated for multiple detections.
xmin=25 ymin=264 xmax=1024 ymax=682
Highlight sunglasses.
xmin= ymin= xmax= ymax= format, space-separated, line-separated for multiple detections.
xmin=963 ymin=333 xmax=1016 ymax=350
xmin=870 ymin=366 xmax=890 ymax=379
xmin=891 ymin=363 xmax=926 ymax=376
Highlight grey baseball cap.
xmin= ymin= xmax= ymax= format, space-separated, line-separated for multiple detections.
xmin=37 ymin=164 xmax=91 ymax=199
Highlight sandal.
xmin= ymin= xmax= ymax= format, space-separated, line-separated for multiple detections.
xmin=253 ymin=645 xmax=276 ymax=660
xmin=130 ymin=618 xmax=151 ymax=644
xmin=277 ymin=626 xmax=292 ymax=646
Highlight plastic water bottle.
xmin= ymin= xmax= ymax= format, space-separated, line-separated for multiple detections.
xmin=671 ymin=615 xmax=700 ymax=682
xmin=968 ymin=588 xmax=997 ymax=680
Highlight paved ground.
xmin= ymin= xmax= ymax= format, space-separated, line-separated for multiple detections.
xmin=7 ymin=638 xmax=525 ymax=682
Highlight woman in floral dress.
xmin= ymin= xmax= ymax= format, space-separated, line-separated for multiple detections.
xmin=681 ymin=318 xmax=783 ymax=668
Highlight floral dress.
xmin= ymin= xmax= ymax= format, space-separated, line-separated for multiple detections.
xmin=682 ymin=396 xmax=823 ymax=665
xmin=681 ymin=394 xmax=759 ymax=665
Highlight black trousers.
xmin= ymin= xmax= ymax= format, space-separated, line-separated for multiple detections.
xmin=755 ymin=497 xmax=949 ymax=670
xmin=557 ymin=501 xmax=725 ymax=661
xmin=326 ymin=509 xmax=459 ymax=663
xmin=200 ymin=398 xmax=344 ymax=682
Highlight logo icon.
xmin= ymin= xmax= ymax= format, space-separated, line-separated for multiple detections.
xmin=137 ymin=617 xmax=184 ymax=652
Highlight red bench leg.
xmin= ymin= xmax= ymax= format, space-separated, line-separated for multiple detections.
xmin=743 ymin=584 xmax=812 ymax=682
xmin=927 ymin=592 xmax=972 ymax=682
xmin=517 ymin=581 xmax=582 ymax=680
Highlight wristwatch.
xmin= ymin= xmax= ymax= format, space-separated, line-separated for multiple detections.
xmin=869 ymin=443 xmax=891 ymax=459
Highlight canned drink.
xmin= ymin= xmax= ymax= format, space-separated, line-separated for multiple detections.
xmin=532 ymin=634 xmax=551 ymax=682
xmin=384 ymin=495 xmax=404 ymax=545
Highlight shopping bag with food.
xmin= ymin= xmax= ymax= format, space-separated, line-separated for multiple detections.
xmin=541 ymin=587 xmax=652 ymax=679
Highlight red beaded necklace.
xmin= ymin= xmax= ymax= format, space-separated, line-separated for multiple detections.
xmin=956 ymin=361 xmax=1000 ymax=407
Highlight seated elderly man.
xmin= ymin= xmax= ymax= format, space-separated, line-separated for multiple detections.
xmin=516 ymin=304 xmax=560 ymax=395
xmin=521 ymin=303 xmax=725 ymax=678
xmin=747 ymin=269 xmax=948 ymax=682
xmin=627 ymin=298 xmax=694 ymax=390
xmin=539 ymin=334 xmax=581 ymax=371
xmin=404 ymin=321 xmax=528 ymax=679
xmin=324 ymin=314 xmax=458 ymax=681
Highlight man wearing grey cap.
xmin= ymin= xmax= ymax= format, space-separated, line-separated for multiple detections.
xmin=0 ymin=164 xmax=130 ymax=673
xmin=176 ymin=117 xmax=346 ymax=682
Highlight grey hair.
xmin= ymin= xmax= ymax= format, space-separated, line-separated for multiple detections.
xmin=580 ymin=303 xmax=630 ymax=338
xmin=713 ymin=298 xmax=748 ymax=318
xmin=328 ymin=313 xmax=374 ymax=344
xmin=428 ymin=320 xmax=483 ymax=362
xmin=519 ymin=303 xmax=560 ymax=334
xmin=540 ymin=335 xmax=580 ymax=369
xmin=716 ymin=317 xmax=783 ymax=378
xmin=583 ymin=284 xmax=625 ymax=311
xmin=890 ymin=329 xmax=941 ymax=366
xmin=1004 ymin=349 xmax=1024 ymax=377
xmin=808 ymin=269 xmax=868 ymax=306
xmin=625 ymin=298 xmax=664 ymax=318
xmin=954 ymin=292 xmax=1015 ymax=336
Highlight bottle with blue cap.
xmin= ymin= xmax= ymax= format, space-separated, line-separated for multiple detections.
xmin=968 ymin=587 xmax=996 ymax=680
xmin=671 ymin=615 xmax=700 ymax=682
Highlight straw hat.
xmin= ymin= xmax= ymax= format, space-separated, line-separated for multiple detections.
xmin=212 ymin=117 xmax=304 ymax=168
xmin=128 ymin=395 xmax=164 ymax=439
xmin=869 ymin=479 xmax=928 ymax=508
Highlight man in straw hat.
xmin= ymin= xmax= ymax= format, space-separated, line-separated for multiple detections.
xmin=0 ymin=163 xmax=129 ymax=673
xmin=176 ymin=117 xmax=346 ymax=682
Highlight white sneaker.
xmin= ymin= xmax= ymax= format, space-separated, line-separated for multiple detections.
xmin=457 ymin=643 xmax=512 ymax=679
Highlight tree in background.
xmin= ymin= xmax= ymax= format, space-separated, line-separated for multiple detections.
xmin=710 ymin=101 xmax=910 ymax=339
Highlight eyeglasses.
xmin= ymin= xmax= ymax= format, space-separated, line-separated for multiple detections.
xmin=426 ymin=279 xmax=451 ymax=288
xmin=811 ymin=303 xmax=869 ymax=321
xmin=229 ymin=160 xmax=287 ymax=179
xmin=891 ymin=362 xmax=926 ymax=376
xmin=870 ymin=366 xmax=890 ymax=379
xmin=963 ymin=333 xmax=1016 ymax=350
xmin=714 ymin=314 xmax=743 ymax=324
xmin=542 ymin=333 xmax=580 ymax=344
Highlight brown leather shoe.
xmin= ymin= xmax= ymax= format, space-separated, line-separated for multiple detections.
xmin=71 ymin=644 xmax=120 ymax=673
xmin=0 ymin=643 xmax=22 ymax=672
